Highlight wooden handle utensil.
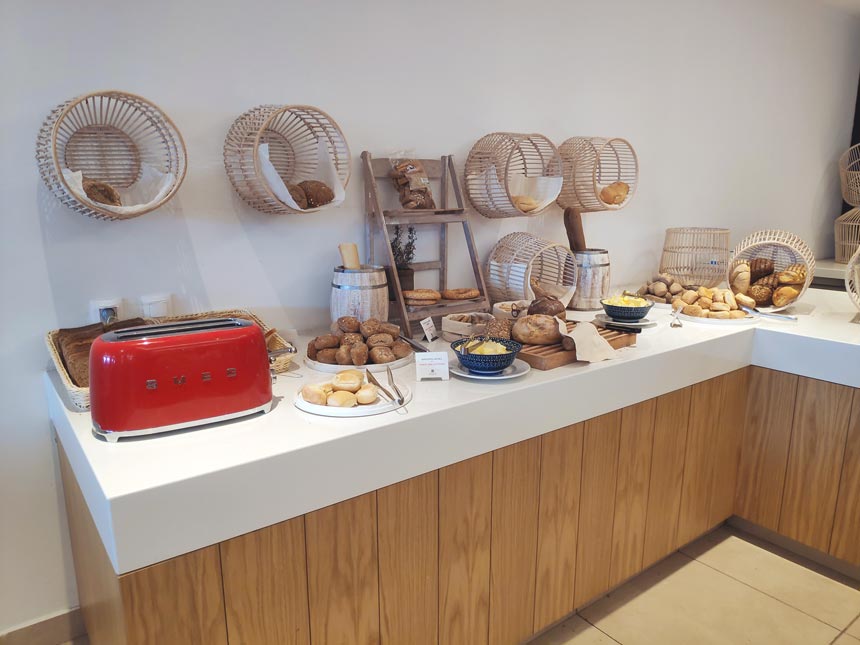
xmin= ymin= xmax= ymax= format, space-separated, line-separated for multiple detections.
xmin=338 ymin=243 xmax=360 ymax=270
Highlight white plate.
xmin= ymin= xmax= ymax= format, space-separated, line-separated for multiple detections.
xmin=678 ymin=313 xmax=757 ymax=325
xmin=294 ymin=380 xmax=412 ymax=417
xmin=594 ymin=313 xmax=657 ymax=329
xmin=304 ymin=352 xmax=414 ymax=373
xmin=450 ymin=358 xmax=531 ymax=381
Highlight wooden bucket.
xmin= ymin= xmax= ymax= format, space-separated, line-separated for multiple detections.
xmin=570 ymin=249 xmax=611 ymax=311
xmin=330 ymin=265 xmax=389 ymax=323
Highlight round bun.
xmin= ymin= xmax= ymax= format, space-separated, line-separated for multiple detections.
xmin=287 ymin=184 xmax=308 ymax=209
xmin=298 ymin=180 xmax=335 ymax=208
xmin=327 ymin=391 xmax=357 ymax=407
xmin=356 ymin=384 xmax=379 ymax=405
xmin=332 ymin=370 xmax=364 ymax=393
xmin=301 ymin=384 xmax=328 ymax=406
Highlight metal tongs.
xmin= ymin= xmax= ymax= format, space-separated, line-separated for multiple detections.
xmin=366 ymin=367 xmax=405 ymax=406
xmin=739 ymin=305 xmax=798 ymax=321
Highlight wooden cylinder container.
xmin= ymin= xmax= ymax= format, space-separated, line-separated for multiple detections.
xmin=570 ymin=249 xmax=611 ymax=311
xmin=330 ymin=265 xmax=389 ymax=323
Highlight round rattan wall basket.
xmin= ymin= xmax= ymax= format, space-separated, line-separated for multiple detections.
xmin=35 ymin=90 xmax=187 ymax=221
xmin=835 ymin=208 xmax=860 ymax=263
xmin=465 ymin=133 xmax=563 ymax=218
xmin=729 ymin=230 xmax=816 ymax=312
xmin=486 ymin=232 xmax=578 ymax=303
xmin=223 ymin=105 xmax=350 ymax=215
xmin=839 ymin=143 xmax=860 ymax=207
xmin=556 ymin=137 xmax=638 ymax=212
xmin=659 ymin=227 xmax=730 ymax=288
xmin=846 ymin=246 xmax=860 ymax=312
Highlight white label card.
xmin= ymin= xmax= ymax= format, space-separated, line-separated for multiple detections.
xmin=420 ymin=317 xmax=438 ymax=342
xmin=415 ymin=352 xmax=450 ymax=381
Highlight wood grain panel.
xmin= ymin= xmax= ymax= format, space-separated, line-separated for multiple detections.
xmin=574 ymin=411 xmax=622 ymax=608
xmin=221 ymin=517 xmax=309 ymax=645
xmin=439 ymin=454 xmax=492 ymax=645
xmin=533 ymin=423 xmax=584 ymax=631
xmin=734 ymin=367 xmax=799 ymax=531
xmin=305 ymin=493 xmax=380 ymax=645
xmin=610 ymin=399 xmax=656 ymax=587
xmin=709 ymin=368 xmax=750 ymax=526
xmin=642 ymin=387 xmax=692 ymax=567
xmin=779 ymin=378 xmax=854 ymax=551
xmin=120 ymin=546 xmax=227 ymax=645
xmin=489 ymin=438 xmax=541 ymax=645
xmin=830 ymin=390 xmax=860 ymax=565
xmin=676 ymin=377 xmax=725 ymax=546
xmin=58 ymin=443 xmax=128 ymax=645
xmin=377 ymin=472 xmax=438 ymax=645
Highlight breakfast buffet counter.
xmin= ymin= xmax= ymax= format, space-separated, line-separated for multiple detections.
xmin=45 ymin=288 xmax=859 ymax=575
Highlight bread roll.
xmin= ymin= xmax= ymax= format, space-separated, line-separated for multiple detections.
xmin=367 ymin=333 xmax=394 ymax=348
xmin=772 ymin=285 xmax=799 ymax=308
xmin=710 ymin=310 xmax=731 ymax=320
xmin=731 ymin=262 xmax=751 ymax=295
xmin=356 ymin=384 xmax=379 ymax=405
xmin=753 ymin=274 xmax=779 ymax=289
xmin=749 ymin=258 xmax=775 ymax=282
xmin=369 ymin=346 xmax=396 ymax=363
xmin=332 ymin=370 xmax=364 ymax=393
xmin=391 ymin=340 xmax=412 ymax=359
xmin=379 ymin=322 xmax=401 ymax=338
xmin=710 ymin=302 xmax=730 ymax=312
xmin=327 ymin=391 xmax=357 ymax=407
xmin=511 ymin=314 xmax=562 ymax=345
xmin=682 ymin=304 xmax=705 ymax=317
xmin=360 ymin=318 xmax=382 ymax=338
xmin=337 ymin=316 xmax=360 ymax=333
xmin=724 ymin=290 xmax=738 ymax=310
xmin=316 ymin=348 xmax=338 ymax=364
xmin=340 ymin=332 xmax=364 ymax=346
xmin=335 ymin=345 xmax=353 ymax=365
xmin=350 ymin=342 xmax=369 ymax=366
xmin=301 ymin=384 xmax=328 ymax=406
xmin=749 ymin=284 xmax=773 ymax=307
xmin=735 ymin=293 xmax=756 ymax=309
xmin=314 ymin=334 xmax=341 ymax=350
xmin=681 ymin=290 xmax=699 ymax=305
xmin=729 ymin=310 xmax=748 ymax=319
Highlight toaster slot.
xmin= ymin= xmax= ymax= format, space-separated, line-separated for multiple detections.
xmin=105 ymin=318 xmax=251 ymax=341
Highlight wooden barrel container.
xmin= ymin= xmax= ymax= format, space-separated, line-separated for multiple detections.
xmin=330 ymin=265 xmax=389 ymax=323
xmin=570 ymin=249 xmax=611 ymax=311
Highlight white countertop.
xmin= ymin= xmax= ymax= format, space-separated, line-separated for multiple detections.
xmin=46 ymin=288 xmax=859 ymax=574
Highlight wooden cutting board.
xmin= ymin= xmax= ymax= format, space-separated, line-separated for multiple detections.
xmin=517 ymin=321 xmax=636 ymax=370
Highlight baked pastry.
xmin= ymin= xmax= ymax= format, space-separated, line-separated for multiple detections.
xmin=403 ymin=289 xmax=441 ymax=301
xmin=335 ymin=345 xmax=353 ymax=365
xmin=697 ymin=297 xmax=713 ymax=310
xmin=391 ymin=340 xmax=413 ymax=359
xmin=735 ymin=293 xmax=756 ymax=309
xmin=598 ymin=181 xmax=630 ymax=205
xmin=710 ymin=310 xmax=731 ymax=320
xmin=710 ymin=302 xmax=730 ymax=312
xmin=749 ymin=258 xmax=775 ymax=282
xmin=486 ymin=317 xmax=513 ymax=340
xmin=729 ymin=310 xmax=748 ymax=319
xmin=512 ymin=195 xmax=540 ymax=212
xmin=682 ymin=304 xmax=705 ymax=317
xmin=724 ymin=290 xmax=738 ymax=310
xmin=350 ymin=342 xmax=369 ymax=366
xmin=442 ymin=288 xmax=480 ymax=300
xmin=332 ymin=370 xmax=363 ymax=393
xmin=82 ymin=177 xmax=122 ymax=206
xmin=511 ymin=314 xmax=562 ymax=345
xmin=369 ymin=346 xmax=396 ymax=363
xmin=336 ymin=316 xmax=361 ymax=333
xmin=528 ymin=295 xmax=566 ymax=319
xmin=681 ymin=290 xmax=699 ymax=305
xmin=313 ymin=334 xmax=341 ymax=350
xmin=287 ymin=184 xmax=308 ymax=209
xmin=777 ymin=264 xmax=807 ymax=285
xmin=316 ymin=348 xmax=338 ymax=364
xmin=730 ymin=262 xmax=751 ymax=295
xmin=749 ymin=284 xmax=773 ymax=307
xmin=298 ymin=180 xmax=335 ymax=208
xmin=753 ymin=274 xmax=779 ymax=290
xmin=772 ymin=285 xmax=800 ymax=308
xmin=327 ymin=391 xmax=357 ymax=407
xmin=301 ymin=384 xmax=328 ymax=405
xmin=340 ymin=332 xmax=364 ymax=346
xmin=406 ymin=299 xmax=439 ymax=307
xmin=356 ymin=384 xmax=379 ymax=405
xmin=367 ymin=333 xmax=394 ymax=348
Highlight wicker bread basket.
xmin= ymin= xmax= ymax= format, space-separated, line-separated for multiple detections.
xmin=846 ymin=247 xmax=860 ymax=313
xmin=659 ymin=227 xmax=730 ymax=288
xmin=485 ymin=232 xmax=577 ymax=303
xmin=47 ymin=309 xmax=294 ymax=410
xmin=839 ymin=143 xmax=860 ymax=207
xmin=835 ymin=208 xmax=860 ymax=264
xmin=729 ymin=230 xmax=816 ymax=312
xmin=556 ymin=136 xmax=638 ymax=212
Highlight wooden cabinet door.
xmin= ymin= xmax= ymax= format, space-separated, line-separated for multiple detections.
xmin=488 ymin=438 xmax=542 ymax=645
xmin=709 ymin=368 xmax=750 ymax=526
xmin=574 ymin=411 xmax=622 ymax=608
xmin=610 ymin=399 xmax=656 ymax=587
xmin=305 ymin=493 xmax=380 ymax=645
xmin=377 ymin=472 xmax=439 ymax=645
xmin=734 ymin=367 xmax=799 ymax=531
xmin=439 ymin=454 xmax=492 ymax=645
xmin=643 ymin=387 xmax=692 ymax=567
xmin=779 ymin=378 xmax=855 ymax=551
xmin=830 ymin=390 xmax=860 ymax=565
xmin=534 ymin=423 xmax=584 ymax=631
xmin=221 ymin=518 xmax=310 ymax=645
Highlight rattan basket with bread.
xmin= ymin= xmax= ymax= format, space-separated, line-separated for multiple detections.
xmin=556 ymin=137 xmax=638 ymax=212
xmin=46 ymin=309 xmax=294 ymax=410
xmin=36 ymin=90 xmax=187 ymax=221
xmin=224 ymin=105 xmax=350 ymax=215
xmin=728 ymin=230 xmax=816 ymax=312
xmin=486 ymin=232 xmax=577 ymax=303
xmin=465 ymin=133 xmax=563 ymax=218
xmin=846 ymin=247 xmax=860 ymax=313
xmin=659 ymin=227 xmax=730 ymax=288
xmin=839 ymin=143 xmax=860 ymax=208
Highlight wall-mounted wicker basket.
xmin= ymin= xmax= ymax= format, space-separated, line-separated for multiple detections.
xmin=846 ymin=247 xmax=860 ymax=313
xmin=465 ymin=133 xmax=563 ymax=218
xmin=35 ymin=90 xmax=187 ymax=221
xmin=659 ymin=227 xmax=730 ymax=288
xmin=729 ymin=230 xmax=816 ymax=312
xmin=840 ymin=143 xmax=860 ymax=207
xmin=556 ymin=137 xmax=638 ymax=212
xmin=223 ymin=105 xmax=350 ymax=215
xmin=486 ymin=232 xmax=577 ymax=303
xmin=835 ymin=208 xmax=860 ymax=263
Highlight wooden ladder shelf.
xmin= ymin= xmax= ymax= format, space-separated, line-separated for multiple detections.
xmin=362 ymin=151 xmax=490 ymax=338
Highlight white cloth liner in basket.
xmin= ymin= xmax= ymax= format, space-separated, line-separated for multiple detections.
xmin=62 ymin=164 xmax=175 ymax=216
xmin=487 ymin=260 xmax=577 ymax=305
xmin=258 ymin=138 xmax=345 ymax=212
xmin=475 ymin=166 xmax=562 ymax=214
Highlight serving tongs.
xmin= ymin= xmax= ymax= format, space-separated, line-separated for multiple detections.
xmin=739 ymin=305 xmax=798 ymax=321
xmin=366 ymin=369 xmax=404 ymax=406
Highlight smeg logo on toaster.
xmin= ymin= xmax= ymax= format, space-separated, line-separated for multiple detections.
xmin=144 ymin=368 xmax=238 ymax=390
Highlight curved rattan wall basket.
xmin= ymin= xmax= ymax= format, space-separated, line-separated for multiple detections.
xmin=659 ymin=227 xmax=730 ymax=288
xmin=223 ymin=105 xmax=351 ymax=215
xmin=465 ymin=133 xmax=563 ymax=218
xmin=840 ymin=143 xmax=860 ymax=207
xmin=729 ymin=230 xmax=816 ymax=312
xmin=35 ymin=91 xmax=187 ymax=221
xmin=486 ymin=232 xmax=577 ymax=303
xmin=846 ymin=247 xmax=860 ymax=313
xmin=835 ymin=208 xmax=860 ymax=263
xmin=556 ymin=137 xmax=638 ymax=212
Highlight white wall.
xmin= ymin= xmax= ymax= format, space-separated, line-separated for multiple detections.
xmin=1 ymin=0 xmax=858 ymax=633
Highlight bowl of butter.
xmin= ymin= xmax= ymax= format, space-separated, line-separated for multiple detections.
xmin=450 ymin=336 xmax=522 ymax=375
xmin=601 ymin=294 xmax=654 ymax=322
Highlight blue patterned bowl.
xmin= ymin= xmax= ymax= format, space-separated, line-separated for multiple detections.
xmin=450 ymin=337 xmax=522 ymax=375
xmin=600 ymin=299 xmax=654 ymax=322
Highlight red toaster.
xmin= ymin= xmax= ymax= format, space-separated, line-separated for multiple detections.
xmin=89 ymin=318 xmax=273 ymax=441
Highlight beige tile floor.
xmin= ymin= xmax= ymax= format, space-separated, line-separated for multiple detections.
xmin=530 ymin=526 xmax=860 ymax=645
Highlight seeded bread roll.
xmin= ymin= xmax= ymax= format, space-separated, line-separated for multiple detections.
xmin=749 ymin=284 xmax=773 ymax=307
xmin=350 ymin=342 xmax=369 ymax=366
xmin=313 ymin=334 xmax=341 ymax=350
xmin=335 ymin=344 xmax=353 ymax=365
xmin=307 ymin=340 xmax=318 ymax=361
xmin=360 ymin=318 xmax=383 ymax=338
xmin=316 ymin=348 xmax=338 ymax=364
xmin=367 ymin=333 xmax=394 ymax=348
xmin=369 ymin=346 xmax=396 ymax=363
xmin=391 ymin=339 xmax=413 ymax=359
xmin=337 ymin=316 xmax=361 ymax=333
xmin=486 ymin=317 xmax=512 ymax=340
xmin=340 ymin=332 xmax=364 ymax=346
xmin=379 ymin=322 xmax=401 ymax=338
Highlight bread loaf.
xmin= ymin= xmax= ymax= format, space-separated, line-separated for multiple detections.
xmin=511 ymin=314 xmax=562 ymax=345
xmin=749 ymin=258 xmax=774 ymax=282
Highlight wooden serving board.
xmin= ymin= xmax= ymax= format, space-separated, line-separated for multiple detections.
xmin=517 ymin=321 xmax=636 ymax=371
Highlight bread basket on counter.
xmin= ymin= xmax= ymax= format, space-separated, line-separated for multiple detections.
xmin=47 ymin=309 xmax=294 ymax=410
xmin=847 ymin=247 xmax=860 ymax=313
xmin=485 ymin=232 xmax=577 ymax=303
xmin=659 ymin=227 xmax=730 ymax=288
xmin=729 ymin=230 xmax=815 ymax=312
